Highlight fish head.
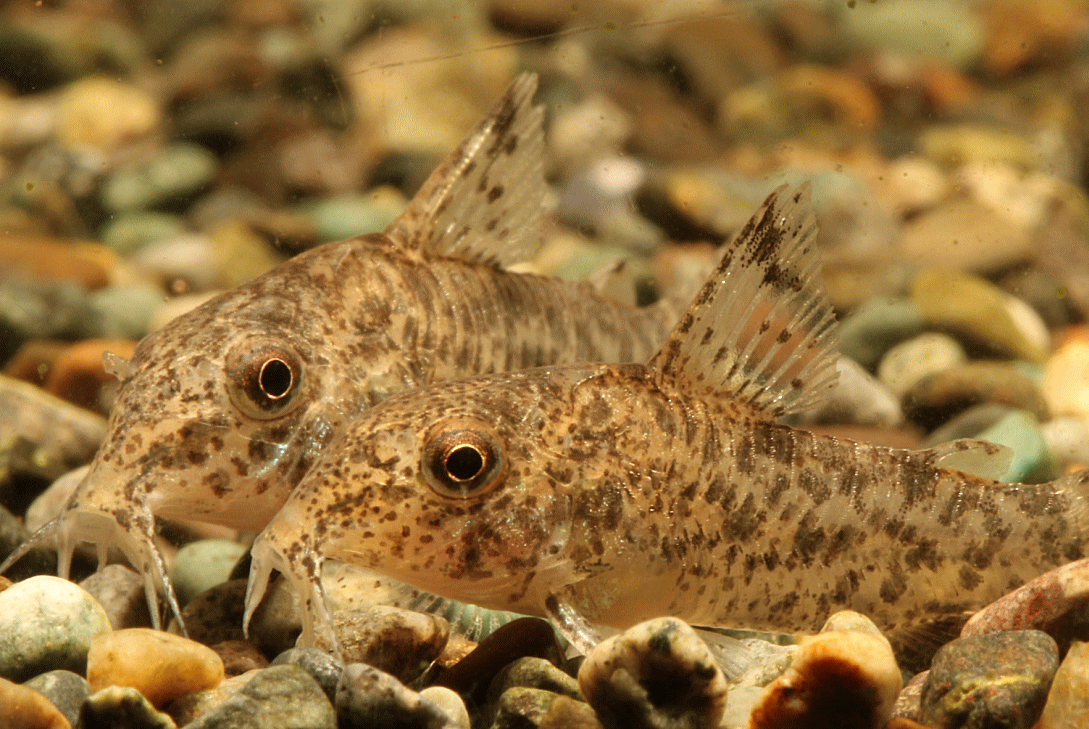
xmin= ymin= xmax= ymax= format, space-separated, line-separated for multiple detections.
xmin=249 ymin=369 xmax=600 ymax=639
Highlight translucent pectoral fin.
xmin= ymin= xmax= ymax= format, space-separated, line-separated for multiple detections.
xmin=544 ymin=592 xmax=603 ymax=656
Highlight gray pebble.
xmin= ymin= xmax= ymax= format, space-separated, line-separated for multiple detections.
xmin=98 ymin=211 xmax=187 ymax=256
xmin=490 ymin=686 xmax=602 ymax=729
xmin=335 ymin=662 xmax=453 ymax=729
xmin=79 ymin=685 xmax=178 ymax=729
xmin=837 ymin=297 xmax=925 ymax=371
xmin=0 ymin=279 xmax=96 ymax=359
xmin=0 ymin=575 xmax=112 ymax=682
xmin=100 ymin=142 xmax=218 ymax=213
xmin=22 ymin=669 xmax=91 ymax=728
xmin=304 ymin=190 xmax=405 ymax=243
xmin=180 ymin=578 xmax=248 ymax=647
xmin=88 ymin=281 xmax=167 ymax=341
xmin=921 ymin=631 xmax=1058 ymax=729
xmin=79 ymin=563 xmax=154 ymax=630
xmin=270 ymin=647 xmax=344 ymax=702
xmin=791 ymin=357 xmax=903 ymax=428
xmin=489 ymin=656 xmax=582 ymax=702
xmin=170 ymin=539 xmax=248 ymax=608
xmin=186 ymin=664 xmax=335 ymax=729
xmin=877 ymin=332 xmax=967 ymax=400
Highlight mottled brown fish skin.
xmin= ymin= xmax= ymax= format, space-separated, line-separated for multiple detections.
xmin=72 ymin=233 xmax=672 ymax=533
xmin=259 ymin=361 xmax=1089 ymax=639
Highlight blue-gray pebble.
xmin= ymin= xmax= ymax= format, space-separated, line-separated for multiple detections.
xmin=270 ymin=647 xmax=344 ymax=702
xmin=23 ymin=669 xmax=91 ymax=728
xmin=186 ymin=664 xmax=335 ymax=729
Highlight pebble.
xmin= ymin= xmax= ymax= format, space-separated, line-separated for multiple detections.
xmin=961 ymin=558 xmax=1089 ymax=654
xmin=749 ymin=630 xmax=901 ymax=729
xmin=270 ymin=647 xmax=344 ymax=702
xmin=335 ymin=662 xmax=452 ymax=729
xmin=791 ymin=357 xmax=903 ymax=428
xmin=488 ymin=656 xmax=583 ymax=703
xmin=838 ymin=0 xmax=985 ymax=68
xmin=40 ymin=338 xmax=138 ymax=413
xmin=1038 ymin=640 xmax=1089 ymax=728
xmin=79 ymin=564 xmax=154 ymax=630
xmin=490 ymin=687 xmax=602 ymax=729
xmin=418 ymin=686 xmax=471 ymax=729
xmin=837 ymin=297 xmax=925 ymax=371
xmin=56 ymin=76 xmax=160 ymax=150
xmin=911 ymin=268 xmax=1049 ymax=363
xmin=169 ymin=539 xmax=248 ymax=608
xmin=98 ymin=211 xmax=188 ymax=256
xmin=79 ymin=685 xmax=177 ymax=729
xmin=0 ymin=279 xmax=97 ymax=359
xmin=921 ymin=402 xmax=1015 ymax=447
xmin=86 ymin=629 xmax=224 ymax=708
xmin=891 ymin=671 xmax=927 ymax=723
xmin=578 ymin=617 xmax=728 ymax=729
xmin=974 ymin=408 xmax=1057 ymax=483
xmin=434 ymin=617 xmax=565 ymax=699
xmin=179 ymin=578 xmax=249 ymax=647
xmin=920 ymin=631 xmax=1058 ymax=729
xmin=719 ymin=639 xmax=797 ymax=729
xmin=877 ymin=332 xmax=967 ymax=400
xmin=1040 ymin=416 xmax=1089 ymax=471
xmin=333 ymin=605 xmax=450 ymax=684
xmin=22 ymin=670 xmax=90 ymax=729
xmin=211 ymin=640 xmax=269 ymax=677
xmin=186 ymin=664 xmax=334 ymax=729
xmin=0 ymin=235 xmax=115 ymax=290
xmin=899 ymin=197 xmax=1035 ymax=273
xmin=207 ymin=220 xmax=286 ymax=289
xmin=99 ymin=142 xmax=219 ymax=213
xmin=549 ymin=95 xmax=634 ymax=173
xmin=0 ymin=575 xmax=112 ymax=682
xmin=901 ymin=361 xmax=1049 ymax=430
xmin=1042 ymin=339 xmax=1089 ymax=422
xmin=0 ymin=676 xmax=72 ymax=729
xmin=302 ymin=188 xmax=406 ymax=243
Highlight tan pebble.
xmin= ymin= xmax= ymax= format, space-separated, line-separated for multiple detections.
xmin=779 ymin=63 xmax=880 ymax=131
xmin=0 ymin=235 xmax=115 ymax=289
xmin=901 ymin=199 xmax=1034 ymax=274
xmin=1043 ymin=340 xmax=1089 ymax=421
xmin=86 ymin=628 xmax=225 ymax=708
xmin=419 ymin=686 xmax=471 ymax=729
xmin=4 ymin=340 xmax=71 ymax=388
xmin=44 ymin=339 xmax=138 ymax=413
xmin=0 ymin=676 xmax=71 ymax=729
xmin=57 ymin=77 xmax=160 ymax=149
xmin=1037 ymin=640 xmax=1089 ymax=728
xmin=892 ymin=670 xmax=927 ymax=722
xmin=333 ymin=605 xmax=450 ymax=684
xmin=749 ymin=631 xmax=901 ymax=729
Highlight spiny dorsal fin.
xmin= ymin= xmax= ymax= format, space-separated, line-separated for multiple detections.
xmin=648 ymin=184 xmax=839 ymax=418
xmin=384 ymin=73 xmax=545 ymax=268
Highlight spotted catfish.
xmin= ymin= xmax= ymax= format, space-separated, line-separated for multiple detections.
xmin=0 ymin=74 xmax=679 ymax=629
xmin=245 ymin=185 xmax=1089 ymax=658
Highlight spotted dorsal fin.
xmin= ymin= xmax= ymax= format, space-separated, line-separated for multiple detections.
xmin=648 ymin=184 xmax=839 ymax=418
xmin=384 ymin=73 xmax=545 ymax=268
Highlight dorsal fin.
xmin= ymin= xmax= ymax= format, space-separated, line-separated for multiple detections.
xmin=648 ymin=184 xmax=839 ymax=418
xmin=384 ymin=73 xmax=546 ymax=268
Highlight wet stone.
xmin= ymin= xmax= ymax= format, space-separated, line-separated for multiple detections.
xmin=79 ymin=685 xmax=177 ymax=729
xmin=86 ymin=628 xmax=225 ymax=708
xmin=1042 ymin=339 xmax=1089 ymax=422
xmin=901 ymin=361 xmax=1048 ymax=430
xmin=720 ymin=639 xmax=797 ymax=729
xmin=79 ymin=564 xmax=153 ymax=630
xmin=186 ymin=664 xmax=335 ymax=729
xmin=41 ymin=338 xmax=137 ymax=413
xmin=170 ymin=539 xmax=249 ymax=608
xmin=877 ymin=332 xmax=967 ymax=400
xmin=974 ymin=409 xmax=1057 ymax=483
xmin=88 ymin=282 xmax=166 ymax=342
xmin=0 ymin=676 xmax=71 ymax=729
xmin=333 ymin=605 xmax=450 ymax=684
xmin=98 ymin=211 xmax=188 ymax=256
xmin=891 ymin=671 xmax=927 ymax=723
xmin=0 ymin=279 xmax=96 ymax=360
xmin=418 ymin=686 xmax=471 ymax=729
xmin=490 ymin=687 xmax=602 ymax=729
xmin=488 ymin=656 xmax=583 ymax=703
xmin=0 ymin=575 xmax=112 ymax=682
xmin=163 ymin=669 xmax=256 ymax=728
xmin=920 ymin=631 xmax=1058 ymax=729
xmin=749 ymin=630 xmax=901 ymax=729
xmin=837 ymin=297 xmax=925 ymax=371
xmin=335 ymin=662 xmax=452 ymax=729
xmin=1038 ymin=641 xmax=1089 ymax=728
xmin=99 ymin=142 xmax=219 ymax=213
xmin=180 ymin=578 xmax=249 ymax=647
xmin=792 ymin=357 xmax=902 ymax=428
xmin=269 ymin=647 xmax=343 ymax=703
xmin=578 ymin=617 xmax=728 ymax=729
xmin=211 ymin=640 xmax=268 ymax=678
xmin=22 ymin=670 xmax=90 ymax=729
xmin=56 ymin=77 xmax=160 ymax=150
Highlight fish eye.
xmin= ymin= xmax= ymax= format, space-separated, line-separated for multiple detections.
xmin=423 ymin=422 xmax=506 ymax=499
xmin=225 ymin=341 xmax=305 ymax=420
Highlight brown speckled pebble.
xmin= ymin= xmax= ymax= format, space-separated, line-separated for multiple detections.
xmin=333 ymin=605 xmax=449 ymax=684
xmin=749 ymin=631 xmax=901 ymax=729
xmin=211 ymin=639 xmax=269 ymax=677
xmin=0 ymin=676 xmax=71 ymax=729
xmin=86 ymin=628 xmax=225 ymax=708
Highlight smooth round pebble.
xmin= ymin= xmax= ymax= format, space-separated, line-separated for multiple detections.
xmin=489 ymin=656 xmax=583 ymax=703
xmin=79 ymin=564 xmax=154 ymax=630
xmin=23 ymin=670 xmax=90 ymax=729
xmin=1042 ymin=340 xmax=1089 ymax=421
xmin=57 ymin=76 xmax=160 ymax=149
xmin=419 ymin=686 xmax=471 ymax=729
xmin=749 ymin=630 xmax=901 ymax=729
xmin=0 ymin=575 xmax=112 ymax=682
xmin=578 ymin=617 xmax=727 ymax=729
xmin=88 ymin=282 xmax=167 ymax=341
xmin=79 ymin=685 xmax=177 ymax=729
xmin=99 ymin=211 xmax=188 ymax=256
xmin=270 ymin=647 xmax=343 ymax=702
xmin=1038 ymin=641 xmax=1089 ymax=728
xmin=211 ymin=640 xmax=269 ymax=677
xmin=169 ymin=539 xmax=248 ymax=608
xmin=179 ymin=578 xmax=248 ymax=646
xmin=902 ymin=361 xmax=1048 ymax=429
xmin=795 ymin=357 xmax=903 ymax=428
xmin=86 ymin=628 xmax=225 ymax=708
xmin=921 ymin=631 xmax=1058 ymax=729
xmin=433 ymin=617 xmax=565 ymax=697
xmin=335 ymin=662 xmax=452 ymax=729
xmin=186 ymin=664 xmax=335 ymax=729
xmin=877 ymin=332 xmax=967 ymax=399
xmin=837 ymin=297 xmax=925 ymax=371
xmin=333 ymin=605 xmax=450 ymax=684
xmin=100 ymin=142 xmax=219 ymax=213
xmin=491 ymin=687 xmax=602 ymax=729
xmin=0 ymin=676 xmax=71 ymax=729
xmin=975 ymin=409 xmax=1057 ymax=483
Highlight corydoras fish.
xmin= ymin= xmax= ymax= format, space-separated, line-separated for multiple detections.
xmin=0 ymin=74 xmax=678 ymax=629
xmin=246 ymin=185 xmax=1089 ymax=658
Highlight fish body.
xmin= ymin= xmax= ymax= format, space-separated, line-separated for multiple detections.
xmin=1 ymin=74 xmax=677 ymax=627
xmin=246 ymin=186 xmax=1089 ymax=655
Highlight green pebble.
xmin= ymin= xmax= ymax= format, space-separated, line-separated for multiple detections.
xmin=977 ymin=409 xmax=1058 ymax=484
